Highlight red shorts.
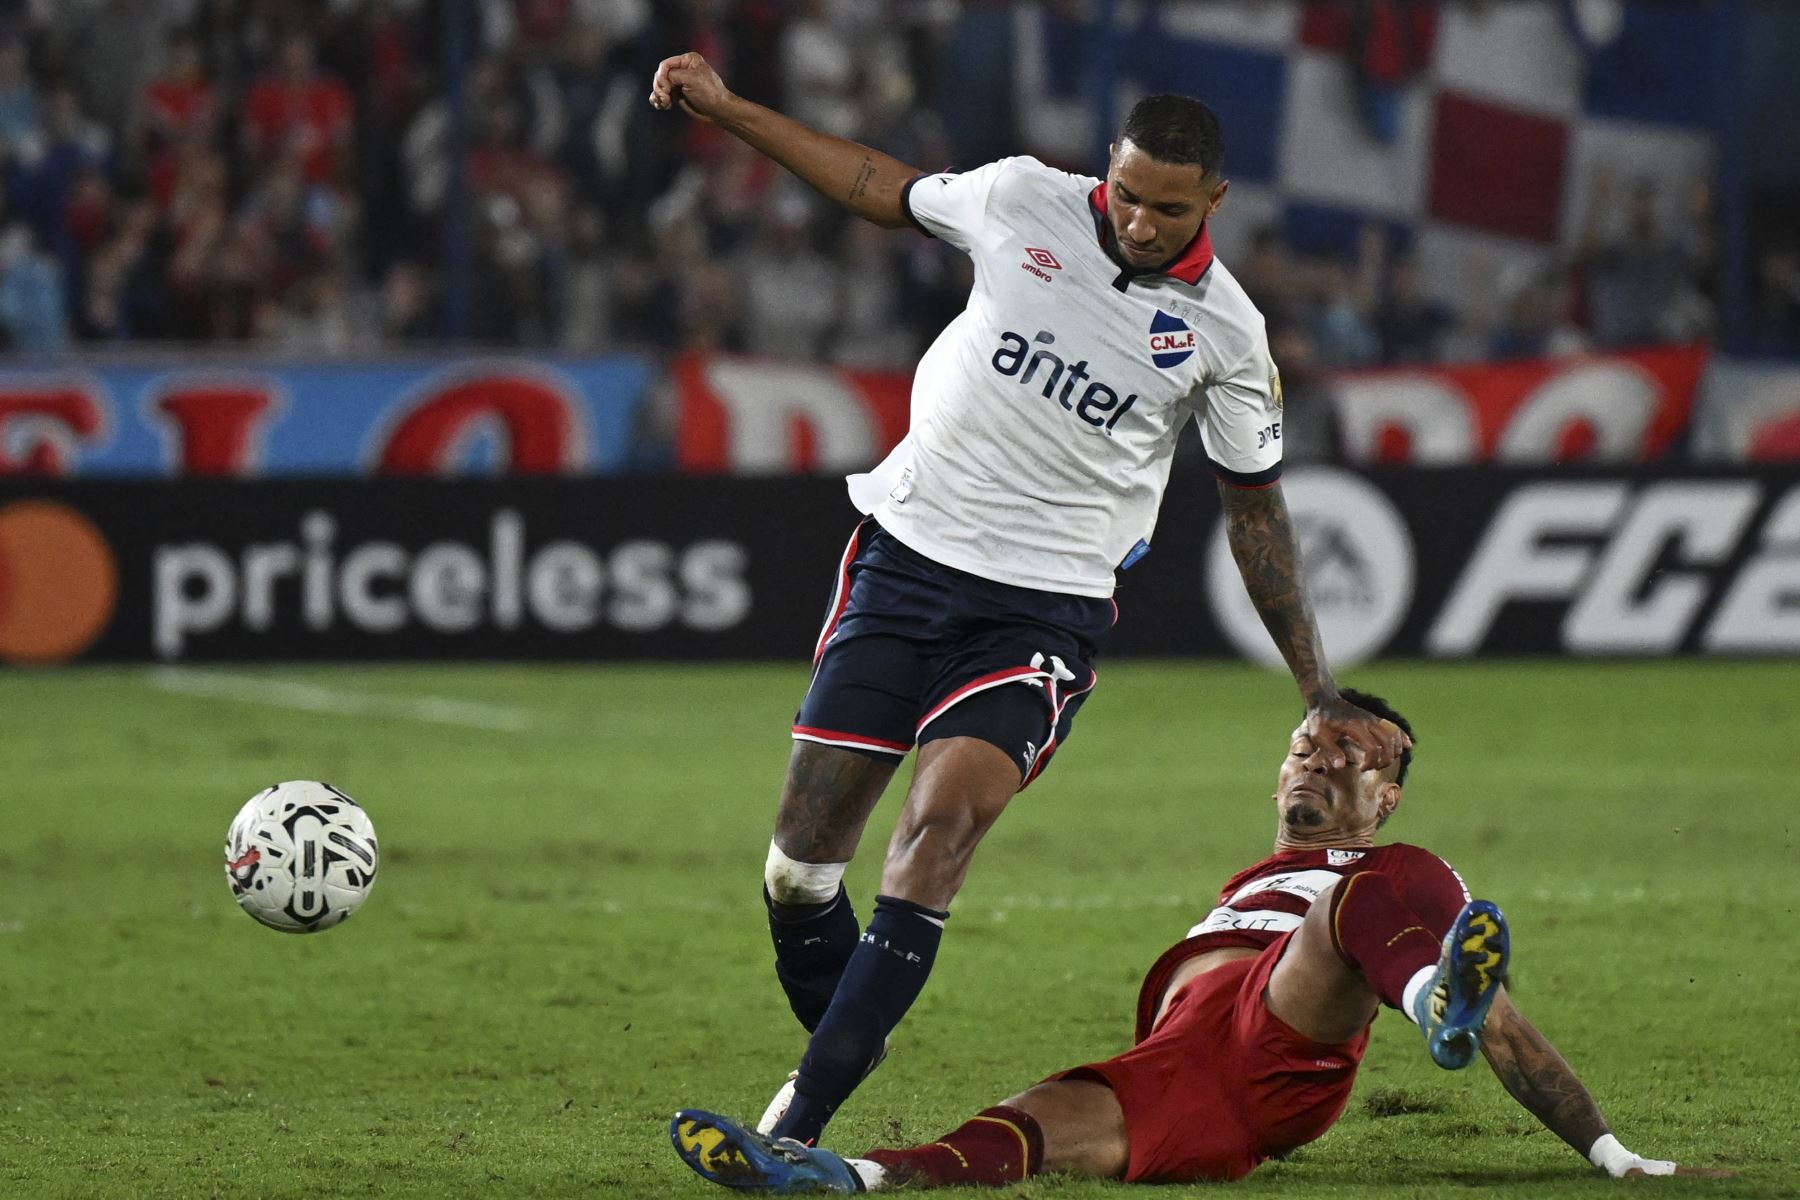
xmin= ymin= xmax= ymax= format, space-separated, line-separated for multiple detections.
xmin=1052 ymin=932 xmax=1368 ymax=1183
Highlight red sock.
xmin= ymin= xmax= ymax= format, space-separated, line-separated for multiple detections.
xmin=861 ymin=1105 xmax=1045 ymax=1187
xmin=1329 ymin=871 xmax=1443 ymax=1009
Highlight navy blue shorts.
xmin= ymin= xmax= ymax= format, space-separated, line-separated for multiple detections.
xmin=794 ymin=519 xmax=1115 ymax=787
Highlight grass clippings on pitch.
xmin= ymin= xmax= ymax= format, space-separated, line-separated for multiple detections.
xmin=0 ymin=660 xmax=1790 ymax=1198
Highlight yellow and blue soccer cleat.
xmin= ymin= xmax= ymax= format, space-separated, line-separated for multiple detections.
xmin=672 ymin=1109 xmax=862 ymax=1193
xmin=1412 ymin=899 xmax=1509 ymax=1070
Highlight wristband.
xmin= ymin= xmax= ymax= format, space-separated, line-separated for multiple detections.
xmin=1589 ymin=1134 xmax=1634 ymax=1174
xmin=1589 ymin=1134 xmax=1676 ymax=1178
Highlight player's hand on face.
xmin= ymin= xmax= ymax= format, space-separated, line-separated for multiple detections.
xmin=1302 ymin=696 xmax=1410 ymax=773
xmin=648 ymin=52 xmax=731 ymax=123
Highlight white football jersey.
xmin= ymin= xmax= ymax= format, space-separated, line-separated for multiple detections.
xmin=847 ymin=156 xmax=1282 ymax=597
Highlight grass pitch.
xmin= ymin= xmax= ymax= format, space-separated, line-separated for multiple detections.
xmin=0 ymin=659 xmax=1791 ymax=1198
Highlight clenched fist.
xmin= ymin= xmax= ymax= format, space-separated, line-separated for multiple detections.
xmin=648 ymin=52 xmax=733 ymax=124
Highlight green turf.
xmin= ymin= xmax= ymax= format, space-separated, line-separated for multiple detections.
xmin=0 ymin=660 xmax=1789 ymax=1198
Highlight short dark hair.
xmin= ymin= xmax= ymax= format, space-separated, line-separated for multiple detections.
xmin=1120 ymin=94 xmax=1225 ymax=177
xmin=1321 ymin=688 xmax=1415 ymax=789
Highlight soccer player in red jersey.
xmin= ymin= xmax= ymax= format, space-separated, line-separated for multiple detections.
xmin=672 ymin=690 xmax=1728 ymax=1191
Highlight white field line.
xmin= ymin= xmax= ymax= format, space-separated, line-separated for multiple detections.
xmin=545 ymin=887 xmax=1662 ymax=921
xmin=145 ymin=667 xmax=538 ymax=733
xmin=0 ymin=885 xmax=1668 ymax=937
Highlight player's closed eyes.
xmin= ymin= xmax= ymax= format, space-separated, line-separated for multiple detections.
xmin=1116 ymin=185 xmax=1187 ymax=216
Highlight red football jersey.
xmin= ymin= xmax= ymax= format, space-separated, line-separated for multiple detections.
xmin=1186 ymin=842 xmax=1471 ymax=957
xmin=1132 ymin=843 xmax=1472 ymax=1042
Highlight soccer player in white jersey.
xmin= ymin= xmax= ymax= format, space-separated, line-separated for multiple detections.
xmin=670 ymin=691 xmax=1729 ymax=1192
xmin=649 ymin=51 xmax=1412 ymax=1145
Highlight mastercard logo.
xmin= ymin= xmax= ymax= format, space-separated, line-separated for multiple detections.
xmin=0 ymin=500 xmax=118 ymax=664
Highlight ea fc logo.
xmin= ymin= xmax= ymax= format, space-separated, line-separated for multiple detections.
xmin=1149 ymin=310 xmax=1195 ymax=368
xmin=1205 ymin=469 xmax=1414 ymax=670
xmin=0 ymin=500 xmax=118 ymax=664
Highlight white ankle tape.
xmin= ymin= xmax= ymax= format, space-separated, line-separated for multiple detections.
xmin=1401 ymin=965 xmax=1437 ymax=1025
xmin=765 ymin=841 xmax=848 ymax=906
xmin=845 ymin=1159 xmax=889 ymax=1191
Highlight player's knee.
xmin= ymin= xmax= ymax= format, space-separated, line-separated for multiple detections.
xmin=1297 ymin=877 xmax=1345 ymax=952
xmin=764 ymin=839 xmax=848 ymax=907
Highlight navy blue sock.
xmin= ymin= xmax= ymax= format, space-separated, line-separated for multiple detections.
xmin=771 ymin=894 xmax=947 ymax=1145
xmin=766 ymin=885 xmax=860 ymax=1033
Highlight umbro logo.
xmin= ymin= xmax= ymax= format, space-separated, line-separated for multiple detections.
xmin=1021 ymin=246 xmax=1061 ymax=283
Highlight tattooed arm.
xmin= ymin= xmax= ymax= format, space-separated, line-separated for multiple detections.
xmin=1218 ymin=480 xmax=1331 ymax=702
xmin=1218 ymin=480 xmax=1408 ymax=770
xmin=1479 ymin=987 xmax=1728 ymax=1177
xmin=1478 ymin=987 xmax=1610 ymax=1155
xmin=649 ymin=52 xmax=922 ymax=228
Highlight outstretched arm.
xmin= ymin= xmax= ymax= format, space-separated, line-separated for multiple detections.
xmin=1479 ymin=987 xmax=1729 ymax=1178
xmin=649 ymin=52 xmax=923 ymax=230
xmin=1217 ymin=480 xmax=1409 ymax=770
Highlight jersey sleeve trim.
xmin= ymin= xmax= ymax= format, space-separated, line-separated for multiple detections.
xmin=1209 ymin=458 xmax=1282 ymax=489
xmin=899 ymin=173 xmax=936 ymax=240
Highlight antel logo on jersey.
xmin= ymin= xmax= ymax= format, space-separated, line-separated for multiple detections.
xmin=1207 ymin=468 xmax=1415 ymax=670
xmin=0 ymin=499 xmax=118 ymax=664
xmin=1021 ymin=246 xmax=1062 ymax=282
xmin=151 ymin=509 xmax=751 ymax=659
xmin=1149 ymin=311 xmax=1196 ymax=369
xmin=991 ymin=329 xmax=1139 ymax=434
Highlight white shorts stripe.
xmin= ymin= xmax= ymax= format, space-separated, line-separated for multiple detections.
xmin=1021 ymin=668 xmax=1098 ymax=787
xmin=812 ymin=521 xmax=866 ymax=666
xmin=791 ymin=729 xmax=910 ymax=757
xmin=915 ymin=666 xmax=1049 ymax=737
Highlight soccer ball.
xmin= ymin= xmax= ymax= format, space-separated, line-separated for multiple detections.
xmin=224 ymin=781 xmax=379 ymax=933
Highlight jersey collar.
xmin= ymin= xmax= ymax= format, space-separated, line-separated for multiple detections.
xmin=1088 ymin=181 xmax=1214 ymax=287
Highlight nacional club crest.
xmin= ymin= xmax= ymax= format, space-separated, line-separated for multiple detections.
xmin=1149 ymin=310 xmax=1195 ymax=368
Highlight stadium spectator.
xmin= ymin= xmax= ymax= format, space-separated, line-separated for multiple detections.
xmin=734 ymin=184 xmax=838 ymax=360
xmin=135 ymin=31 xmax=219 ymax=169
xmin=241 ymin=30 xmax=354 ymax=189
xmin=0 ymin=31 xmax=40 ymax=153
xmin=192 ymin=0 xmax=267 ymax=101
xmin=1234 ymin=225 xmax=1300 ymax=329
xmin=1488 ymin=269 xmax=1589 ymax=362
xmin=1307 ymin=256 xmax=1380 ymax=367
xmin=611 ymin=201 xmax=739 ymax=352
xmin=376 ymin=259 xmax=438 ymax=343
xmin=1755 ymin=244 xmax=1800 ymax=355
xmin=56 ymin=0 xmax=177 ymax=134
xmin=781 ymin=0 xmax=859 ymax=141
xmin=1265 ymin=319 xmax=1339 ymax=464
xmin=830 ymin=217 xmax=913 ymax=370
xmin=0 ymin=2 xmax=1737 ymax=363
xmin=1577 ymin=169 xmax=1710 ymax=349
xmin=0 ymin=222 xmax=66 ymax=350
xmin=1374 ymin=253 xmax=1456 ymax=365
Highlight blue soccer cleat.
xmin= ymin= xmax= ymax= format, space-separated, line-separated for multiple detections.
xmin=671 ymin=1109 xmax=862 ymax=1193
xmin=1412 ymin=899 xmax=1510 ymax=1070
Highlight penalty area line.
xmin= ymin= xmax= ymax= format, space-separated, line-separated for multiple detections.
xmin=144 ymin=667 xmax=538 ymax=733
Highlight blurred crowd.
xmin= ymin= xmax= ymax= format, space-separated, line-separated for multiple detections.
xmin=0 ymin=0 xmax=1785 ymax=369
